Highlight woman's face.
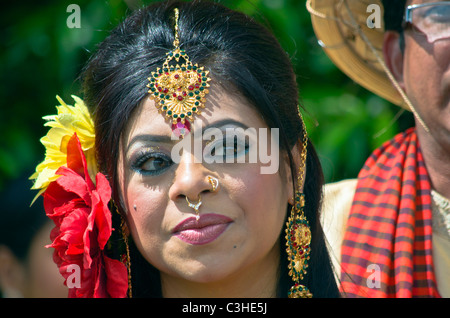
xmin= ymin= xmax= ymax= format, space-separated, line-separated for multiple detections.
xmin=117 ymin=86 xmax=293 ymax=289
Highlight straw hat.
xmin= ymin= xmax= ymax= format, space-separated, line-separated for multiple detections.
xmin=306 ymin=0 xmax=409 ymax=110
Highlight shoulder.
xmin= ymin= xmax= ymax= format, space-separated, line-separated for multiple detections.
xmin=320 ymin=179 xmax=357 ymax=274
xmin=322 ymin=179 xmax=357 ymax=229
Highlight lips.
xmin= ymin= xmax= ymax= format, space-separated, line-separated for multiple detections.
xmin=172 ymin=213 xmax=233 ymax=245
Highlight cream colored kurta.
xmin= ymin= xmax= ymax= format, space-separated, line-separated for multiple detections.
xmin=321 ymin=179 xmax=450 ymax=297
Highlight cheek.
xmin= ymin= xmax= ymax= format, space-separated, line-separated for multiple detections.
xmin=117 ymin=155 xmax=167 ymax=244
xmin=230 ymin=167 xmax=288 ymax=240
xmin=125 ymin=185 xmax=166 ymax=238
xmin=119 ymin=172 xmax=170 ymax=261
xmin=404 ymin=41 xmax=445 ymax=98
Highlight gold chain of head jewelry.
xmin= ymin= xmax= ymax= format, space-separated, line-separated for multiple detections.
xmin=147 ymin=8 xmax=211 ymax=127
xmin=173 ymin=8 xmax=180 ymax=48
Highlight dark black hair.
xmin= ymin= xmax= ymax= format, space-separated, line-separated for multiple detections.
xmin=382 ymin=0 xmax=407 ymax=32
xmin=382 ymin=0 xmax=407 ymax=51
xmin=82 ymin=0 xmax=340 ymax=298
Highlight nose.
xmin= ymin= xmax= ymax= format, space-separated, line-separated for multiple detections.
xmin=168 ymin=151 xmax=213 ymax=209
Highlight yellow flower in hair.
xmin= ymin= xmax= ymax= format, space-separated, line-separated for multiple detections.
xmin=30 ymin=95 xmax=97 ymax=204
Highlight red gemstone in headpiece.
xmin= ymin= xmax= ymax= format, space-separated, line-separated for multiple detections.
xmin=171 ymin=118 xmax=191 ymax=138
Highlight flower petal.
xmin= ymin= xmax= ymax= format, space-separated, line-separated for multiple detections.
xmin=104 ymin=255 xmax=128 ymax=298
xmin=30 ymin=95 xmax=96 ymax=200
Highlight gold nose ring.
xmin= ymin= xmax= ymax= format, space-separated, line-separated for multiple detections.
xmin=208 ymin=176 xmax=219 ymax=192
xmin=186 ymin=195 xmax=202 ymax=220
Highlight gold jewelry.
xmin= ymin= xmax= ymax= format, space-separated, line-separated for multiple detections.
xmin=285 ymin=115 xmax=312 ymax=298
xmin=146 ymin=8 xmax=211 ymax=138
xmin=113 ymin=202 xmax=132 ymax=298
xmin=207 ymin=176 xmax=219 ymax=192
xmin=186 ymin=195 xmax=202 ymax=220
xmin=120 ymin=216 xmax=133 ymax=298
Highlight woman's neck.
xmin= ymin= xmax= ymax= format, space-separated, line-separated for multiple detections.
xmin=160 ymin=243 xmax=280 ymax=298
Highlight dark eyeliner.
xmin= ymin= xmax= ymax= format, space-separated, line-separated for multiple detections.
xmin=130 ymin=149 xmax=173 ymax=176
xmin=218 ymin=136 xmax=250 ymax=159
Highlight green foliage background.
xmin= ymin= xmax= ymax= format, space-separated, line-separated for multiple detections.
xmin=0 ymin=0 xmax=414 ymax=192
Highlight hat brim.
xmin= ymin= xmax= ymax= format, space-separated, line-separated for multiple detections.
xmin=307 ymin=0 xmax=408 ymax=109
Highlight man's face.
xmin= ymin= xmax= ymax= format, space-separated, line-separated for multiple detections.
xmin=402 ymin=0 xmax=450 ymax=147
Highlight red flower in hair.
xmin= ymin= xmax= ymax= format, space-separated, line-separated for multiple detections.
xmin=44 ymin=133 xmax=128 ymax=298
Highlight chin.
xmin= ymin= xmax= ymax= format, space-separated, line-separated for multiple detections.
xmin=175 ymin=257 xmax=238 ymax=283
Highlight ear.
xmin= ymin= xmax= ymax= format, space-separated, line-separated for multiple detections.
xmin=383 ymin=31 xmax=406 ymax=90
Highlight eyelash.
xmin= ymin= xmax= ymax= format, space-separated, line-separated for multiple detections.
xmin=207 ymin=137 xmax=250 ymax=158
xmin=131 ymin=151 xmax=174 ymax=176
xmin=130 ymin=136 xmax=249 ymax=175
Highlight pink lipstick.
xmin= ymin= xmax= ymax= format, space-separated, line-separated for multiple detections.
xmin=172 ymin=213 xmax=232 ymax=245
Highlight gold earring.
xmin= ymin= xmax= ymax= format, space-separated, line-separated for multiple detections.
xmin=285 ymin=119 xmax=312 ymax=298
xmin=120 ymin=215 xmax=132 ymax=298
xmin=113 ymin=202 xmax=132 ymax=298
xmin=285 ymin=192 xmax=312 ymax=298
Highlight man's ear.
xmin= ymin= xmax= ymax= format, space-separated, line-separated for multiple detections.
xmin=383 ymin=31 xmax=405 ymax=91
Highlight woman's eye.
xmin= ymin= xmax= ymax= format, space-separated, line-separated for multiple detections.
xmin=132 ymin=152 xmax=173 ymax=175
xmin=209 ymin=137 xmax=249 ymax=159
xmin=141 ymin=157 xmax=170 ymax=171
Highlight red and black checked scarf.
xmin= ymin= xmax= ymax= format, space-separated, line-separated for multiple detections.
xmin=340 ymin=128 xmax=441 ymax=297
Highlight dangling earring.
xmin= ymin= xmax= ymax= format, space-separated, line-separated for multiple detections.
xmin=113 ymin=201 xmax=133 ymax=298
xmin=285 ymin=192 xmax=312 ymax=298
xmin=285 ymin=117 xmax=313 ymax=298
xmin=120 ymin=214 xmax=133 ymax=298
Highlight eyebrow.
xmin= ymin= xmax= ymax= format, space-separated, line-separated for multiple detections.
xmin=202 ymin=119 xmax=250 ymax=134
xmin=126 ymin=134 xmax=173 ymax=154
xmin=126 ymin=119 xmax=250 ymax=153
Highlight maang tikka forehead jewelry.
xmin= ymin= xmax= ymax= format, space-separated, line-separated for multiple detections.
xmin=147 ymin=8 xmax=211 ymax=138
